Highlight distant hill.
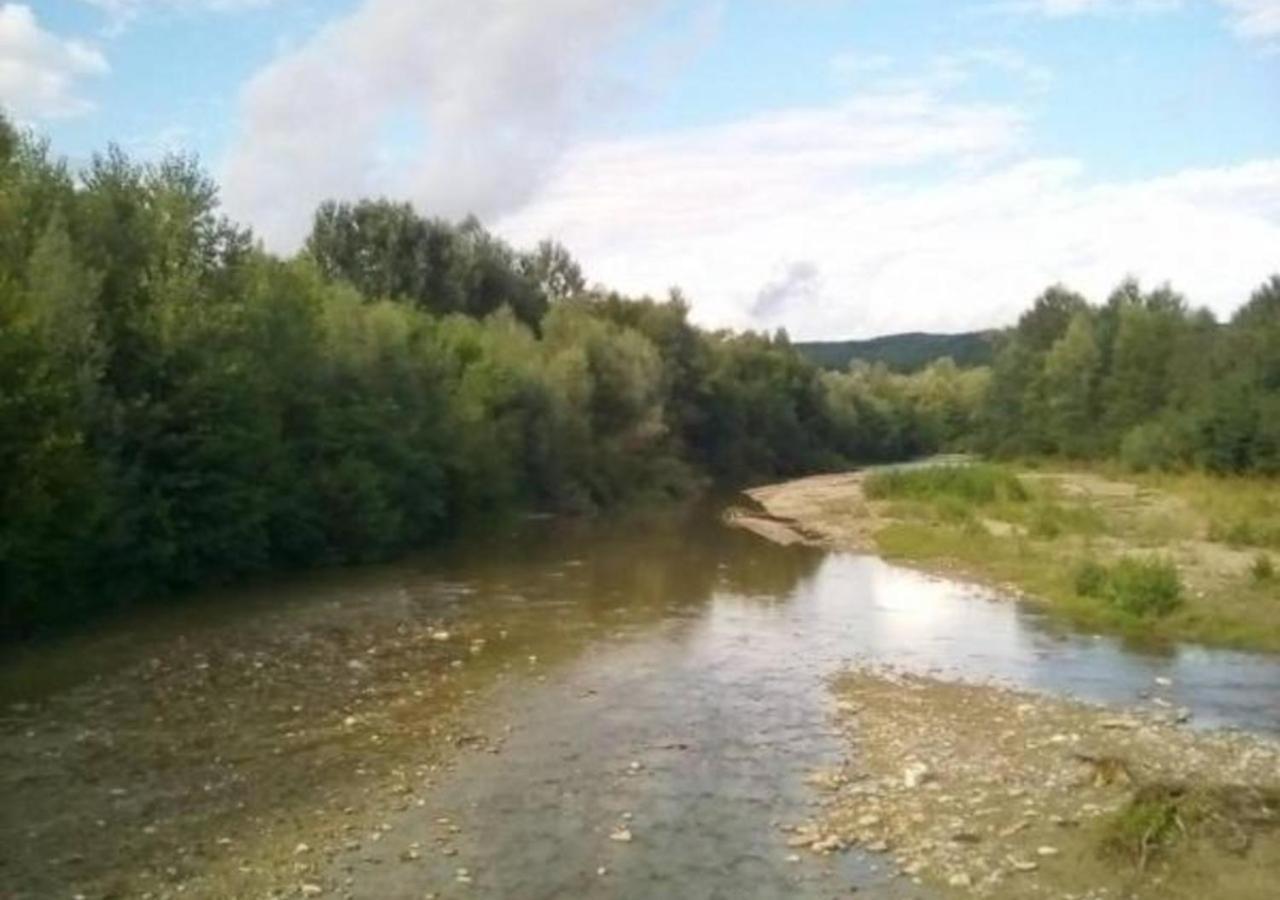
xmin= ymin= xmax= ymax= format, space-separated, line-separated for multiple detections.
xmin=797 ymin=331 xmax=997 ymax=373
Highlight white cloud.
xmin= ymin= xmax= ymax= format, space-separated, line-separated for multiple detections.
xmin=1217 ymin=0 xmax=1280 ymax=40
xmin=221 ymin=0 xmax=664 ymax=250
xmin=0 ymin=4 xmax=109 ymax=119
xmin=495 ymin=95 xmax=1280 ymax=338
xmin=216 ymin=0 xmax=1277 ymax=337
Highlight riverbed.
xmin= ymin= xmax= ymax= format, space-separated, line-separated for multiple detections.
xmin=2 ymin=503 xmax=1277 ymax=899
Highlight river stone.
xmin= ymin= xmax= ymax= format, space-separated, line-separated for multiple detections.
xmin=903 ymin=762 xmax=932 ymax=788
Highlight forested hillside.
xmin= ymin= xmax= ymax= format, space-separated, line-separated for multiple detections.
xmin=798 ymin=331 xmax=996 ymax=372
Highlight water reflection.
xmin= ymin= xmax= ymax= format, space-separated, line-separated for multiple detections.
xmin=1 ymin=503 xmax=1276 ymax=900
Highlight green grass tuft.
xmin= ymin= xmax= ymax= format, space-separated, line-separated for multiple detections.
xmin=864 ymin=463 xmax=1028 ymax=505
xmin=1075 ymin=557 xmax=1183 ymax=617
xmin=1099 ymin=783 xmax=1280 ymax=874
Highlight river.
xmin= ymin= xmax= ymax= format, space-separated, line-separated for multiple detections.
xmin=1 ymin=502 xmax=1277 ymax=899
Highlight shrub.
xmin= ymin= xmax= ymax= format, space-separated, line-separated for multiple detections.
xmin=1100 ymin=783 xmax=1280 ymax=873
xmin=864 ymin=463 xmax=1028 ymax=505
xmin=1107 ymin=558 xmax=1184 ymax=616
xmin=1074 ymin=559 xmax=1109 ymax=597
xmin=1073 ymin=557 xmax=1184 ymax=617
xmin=1119 ymin=421 xmax=1188 ymax=473
xmin=1099 ymin=784 xmax=1189 ymax=869
xmin=1029 ymin=503 xmax=1062 ymax=538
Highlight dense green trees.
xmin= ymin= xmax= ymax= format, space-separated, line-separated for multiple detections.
xmin=1 ymin=114 xmax=1275 ymax=636
xmin=978 ymin=277 xmax=1280 ymax=474
xmin=306 ymin=200 xmax=550 ymax=326
xmin=0 ymin=121 xmax=942 ymax=635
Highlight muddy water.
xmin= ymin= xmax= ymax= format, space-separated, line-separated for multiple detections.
xmin=2 ymin=505 xmax=1277 ymax=899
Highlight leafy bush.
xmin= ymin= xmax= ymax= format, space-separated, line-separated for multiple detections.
xmin=1119 ymin=421 xmax=1187 ymax=473
xmin=864 ymin=463 xmax=1028 ymax=505
xmin=1073 ymin=557 xmax=1183 ymax=617
xmin=1074 ymin=559 xmax=1110 ymax=597
xmin=1107 ymin=558 xmax=1183 ymax=616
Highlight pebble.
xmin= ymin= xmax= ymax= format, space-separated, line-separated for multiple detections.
xmin=609 ymin=827 xmax=633 ymax=843
xmin=902 ymin=762 xmax=932 ymax=788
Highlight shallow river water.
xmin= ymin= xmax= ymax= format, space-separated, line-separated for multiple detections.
xmin=2 ymin=504 xmax=1277 ymax=899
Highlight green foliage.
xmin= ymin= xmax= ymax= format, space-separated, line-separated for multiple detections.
xmin=1099 ymin=784 xmax=1196 ymax=870
xmin=1098 ymin=783 xmax=1280 ymax=875
xmin=1208 ymin=517 xmax=1280 ymax=550
xmin=978 ymin=275 xmax=1280 ymax=476
xmin=797 ymin=331 xmax=995 ymax=372
xmin=864 ymin=463 xmax=1028 ymax=505
xmin=4 ymin=118 xmax=963 ymax=635
xmin=1074 ymin=557 xmax=1183 ymax=617
xmin=1120 ymin=420 xmax=1189 ymax=472
xmin=305 ymin=201 xmax=549 ymax=327
xmin=1027 ymin=500 xmax=1105 ymax=539
xmin=2 ymin=111 xmax=1277 ymax=638
xmin=1073 ymin=559 xmax=1110 ymax=598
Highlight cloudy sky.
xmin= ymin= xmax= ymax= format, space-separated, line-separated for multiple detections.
xmin=7 ymin=1 xmax=1280 ymax=337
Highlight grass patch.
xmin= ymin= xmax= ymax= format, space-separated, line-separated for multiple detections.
xmin=859 ymin=461 xmax=1280 ymax=651
xmin=864 ymin=463 xmax=1028 ymax=505
xmin=1099 ymin=783 xmax=1280 ymax=874
xmin=1075 ymin=557 xmax=1183 ymax=618
xmin=1025 ymin=498 xmax=1107 ymax=538
xmin=873 ymin=519 xmax=1280 ymax=650
xmin=1210 ymin=517 xmax=1280 ymax=551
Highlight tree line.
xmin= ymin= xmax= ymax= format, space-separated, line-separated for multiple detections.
xmin=978 ymin=277 xmax=1280 ymax=472
xmin=0 ymin=120 xmax=965 ymax=635
xmin=2 ymin=116 xmax=1274 ymax=636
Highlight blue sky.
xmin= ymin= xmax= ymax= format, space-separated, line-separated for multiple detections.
xmin=4 ymin=0 xmax=1279 ymax=336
